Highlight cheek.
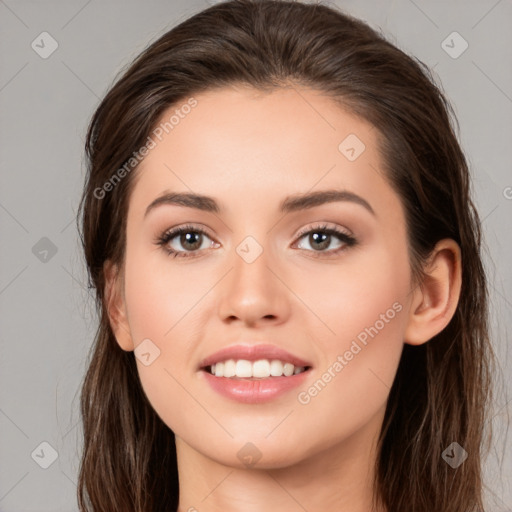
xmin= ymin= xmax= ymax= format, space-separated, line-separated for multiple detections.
xmin=121 ymin=242 xmax=220 ymax=414
xmin=123 ymin=244 xmax=209 ymax=347
xmin=292 ymin=238 xmax=410 ymax=350
xmin=291 ymin=245 xmax=409 ymax=423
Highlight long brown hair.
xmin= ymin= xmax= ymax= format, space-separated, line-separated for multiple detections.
xmin=76 ymin=1 xmax=496 ymax=510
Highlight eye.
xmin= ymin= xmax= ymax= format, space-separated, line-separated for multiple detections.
xmin=293 ymin=223 xmax=357 ymax=257
xmin=154 ymin=222 xmax=357 ymax=259
xmin=155 ymin=224 xmax=218 ymax=259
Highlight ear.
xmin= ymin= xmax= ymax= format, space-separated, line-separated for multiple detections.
xmin=404 ymin=239 xmax=462 ymax=346
xmin=103 ymin=260 xmax=135 ymax=351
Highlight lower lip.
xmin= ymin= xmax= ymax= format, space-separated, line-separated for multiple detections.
xmin=200 ymin=369 xmax=310 ymax=404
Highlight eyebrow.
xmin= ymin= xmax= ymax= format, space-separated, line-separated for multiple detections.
xmin=144 ymin=189 xmax=375 ymax=218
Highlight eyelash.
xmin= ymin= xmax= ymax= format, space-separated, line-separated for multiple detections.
xmin=154 ymin=223 xmax=357 ymax=259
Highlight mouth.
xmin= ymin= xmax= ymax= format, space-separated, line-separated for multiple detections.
xmin=198 ymin=344 xmax=313 ymax=403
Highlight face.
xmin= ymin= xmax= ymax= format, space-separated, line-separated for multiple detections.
xmin=111 ymin=85 xmax=416 ymax=469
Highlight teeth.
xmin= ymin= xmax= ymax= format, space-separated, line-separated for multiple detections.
xmin=283 ymin=363 xmax=294 ymax=376
xmin=235 ymin=359 xmax=252 ymax=378
xmin=224 ymin=360 xmax=236 ymax=378
xmin=253 ymin=359 xmax=270 ymax=378
xmin=270 ymin=359 xmax=283 ymax=376
xmin=210 ymin=359 xmax=306 ymax=378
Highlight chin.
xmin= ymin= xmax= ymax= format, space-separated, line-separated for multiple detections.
xmin=196 ymin=436 xmax=313 ymax=470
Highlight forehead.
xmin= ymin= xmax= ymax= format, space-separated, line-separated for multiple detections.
xmin=128 ymin=85 xmax=397 ymax=220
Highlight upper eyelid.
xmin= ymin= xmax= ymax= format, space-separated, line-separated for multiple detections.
xmin=162 ymin=223 xmax=215 ymax=241
xmin=295 ymin=223 xmax=353 ymax=238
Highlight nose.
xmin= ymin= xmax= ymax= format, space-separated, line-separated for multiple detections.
xmin=217 ymin=237 xmax=291 ymax=327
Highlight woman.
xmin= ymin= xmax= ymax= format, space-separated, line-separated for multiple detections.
xmin=76 ymin=1 xmax=495 ymax=510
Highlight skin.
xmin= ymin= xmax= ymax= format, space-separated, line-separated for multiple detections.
xmin=105 ymin=84 xmax=462 ymax=512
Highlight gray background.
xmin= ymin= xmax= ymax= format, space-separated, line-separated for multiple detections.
xmin=0 ymin=0 xmax=511 ymax=510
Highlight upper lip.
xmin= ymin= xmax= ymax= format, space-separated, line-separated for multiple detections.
xmin=198 ymin=344 xmax=312 ymax=370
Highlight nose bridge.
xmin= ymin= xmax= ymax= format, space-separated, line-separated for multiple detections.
xmin=231 ymin=231 xmax=275 ymax=294
xmin=228 ymin=209 xmax=274 ymax=275
xmin=217 ymin=229 xmax=289 ymax=324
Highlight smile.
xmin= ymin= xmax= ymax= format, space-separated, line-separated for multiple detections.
xmin=207 ymin=359 xmax=308 ymax=378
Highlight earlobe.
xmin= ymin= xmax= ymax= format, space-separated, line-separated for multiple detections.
xmin=404 ymin=239 xmax=462 ymax=346
xmin=103 ymin=260 xmax=135 ymax=352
